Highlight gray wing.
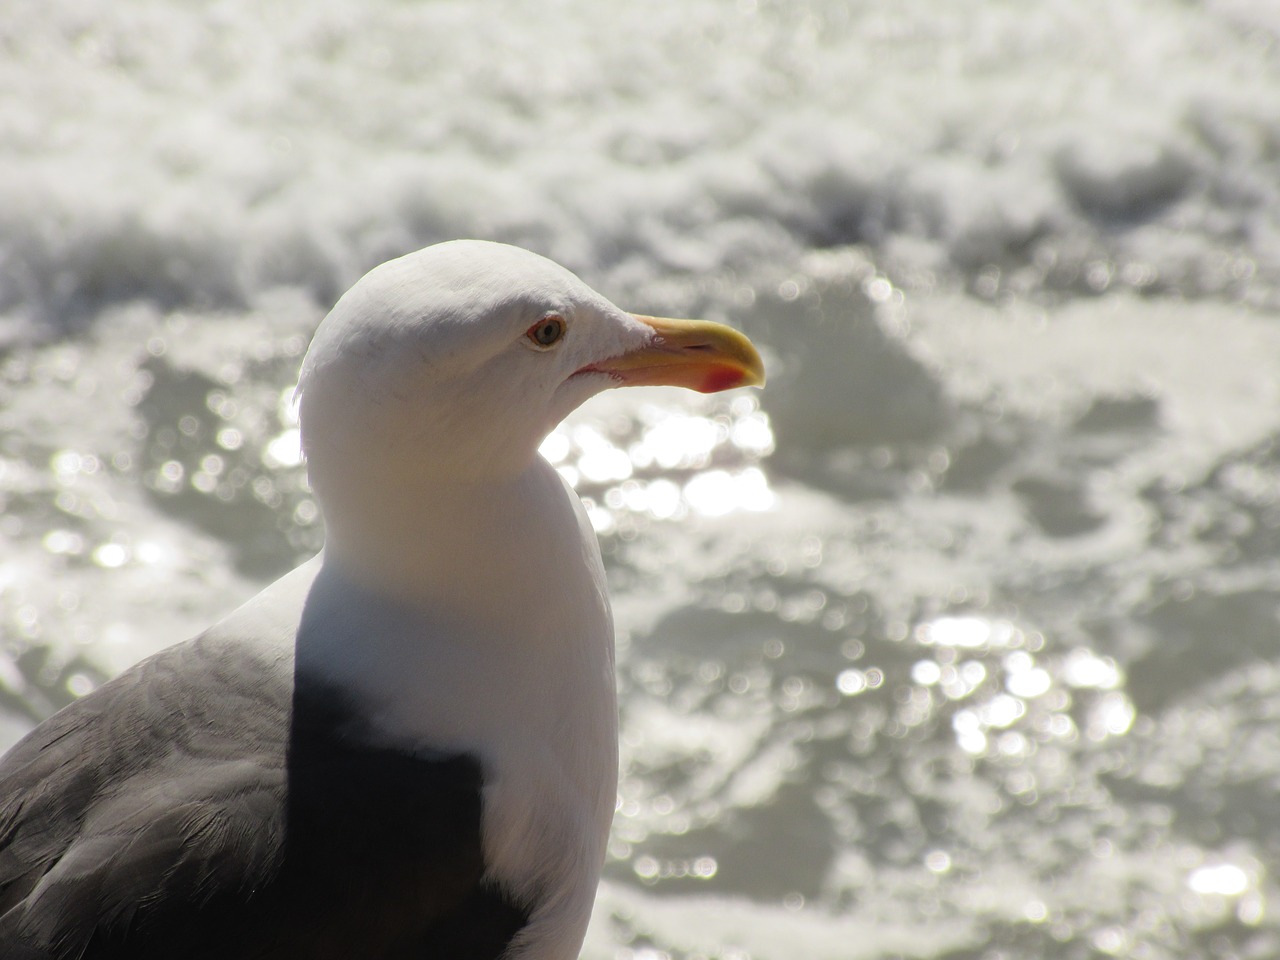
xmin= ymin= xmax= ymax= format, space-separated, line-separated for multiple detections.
xmin=0 ymin=634 xmax=293 ymax=958
xmin=0 ymin=630 xmax=529 ymax=960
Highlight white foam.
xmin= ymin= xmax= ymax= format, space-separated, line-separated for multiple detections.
xmin=3 ymin=0 xmax=1278 ymax=334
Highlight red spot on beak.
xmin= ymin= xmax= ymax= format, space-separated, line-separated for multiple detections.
xmin=585 ymin=315 xmax=765 ymax=394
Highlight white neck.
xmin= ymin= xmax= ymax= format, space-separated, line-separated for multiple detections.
xmin=316 ymin=461 xmax=589 ymax=634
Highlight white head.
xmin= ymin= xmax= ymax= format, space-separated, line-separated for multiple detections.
xmin=297 ymin=240 xmax=763 ymax=504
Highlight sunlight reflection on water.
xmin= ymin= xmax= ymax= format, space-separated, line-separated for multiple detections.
xmin=909 ymin=613 xmax=1137 ymax=757
xmin=540 ymin=395 xmax=776 ymax=532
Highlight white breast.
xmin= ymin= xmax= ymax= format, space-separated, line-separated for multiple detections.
xmin=296 ymin=460 xmax=619 ymax=959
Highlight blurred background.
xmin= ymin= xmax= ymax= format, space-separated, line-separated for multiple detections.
xmin=3 ymin=1 xmax=1280 ymax=957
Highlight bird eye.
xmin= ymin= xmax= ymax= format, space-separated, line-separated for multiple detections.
xmin=526 ymin=315 xmax=566 ymax=349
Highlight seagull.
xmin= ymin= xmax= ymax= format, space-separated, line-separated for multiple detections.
xmin=0 ymin=240 xmax=764 ymax=960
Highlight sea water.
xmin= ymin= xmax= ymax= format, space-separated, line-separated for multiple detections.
xmin=2 ymin=1 xmax=1279 ymax=957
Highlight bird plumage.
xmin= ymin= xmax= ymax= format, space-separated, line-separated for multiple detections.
xmin=0 ymin=619 xmax=527 ymax=959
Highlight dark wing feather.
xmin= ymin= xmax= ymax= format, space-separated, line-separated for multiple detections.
xmin=0 ymin=632 xmax=529 ymax=960
xmin=0 ymin=635 xmax=291 ymax=958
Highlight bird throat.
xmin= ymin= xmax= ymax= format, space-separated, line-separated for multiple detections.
xmin=316 ymin=458 xmax=603 ymax=648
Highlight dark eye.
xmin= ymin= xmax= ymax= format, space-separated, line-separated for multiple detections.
xmin=526 ymin=315 xmax=566 ymax=349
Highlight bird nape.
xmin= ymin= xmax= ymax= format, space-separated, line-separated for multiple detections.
xmin=0 ymin=240 xmax=764 ymax=960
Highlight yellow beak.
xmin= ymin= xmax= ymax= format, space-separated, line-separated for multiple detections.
xmin=587 ymin=315 xmax=766 ymax=394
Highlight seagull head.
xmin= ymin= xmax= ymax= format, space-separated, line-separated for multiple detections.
xmin=297 ymin=240 xmax=764 ymax=491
